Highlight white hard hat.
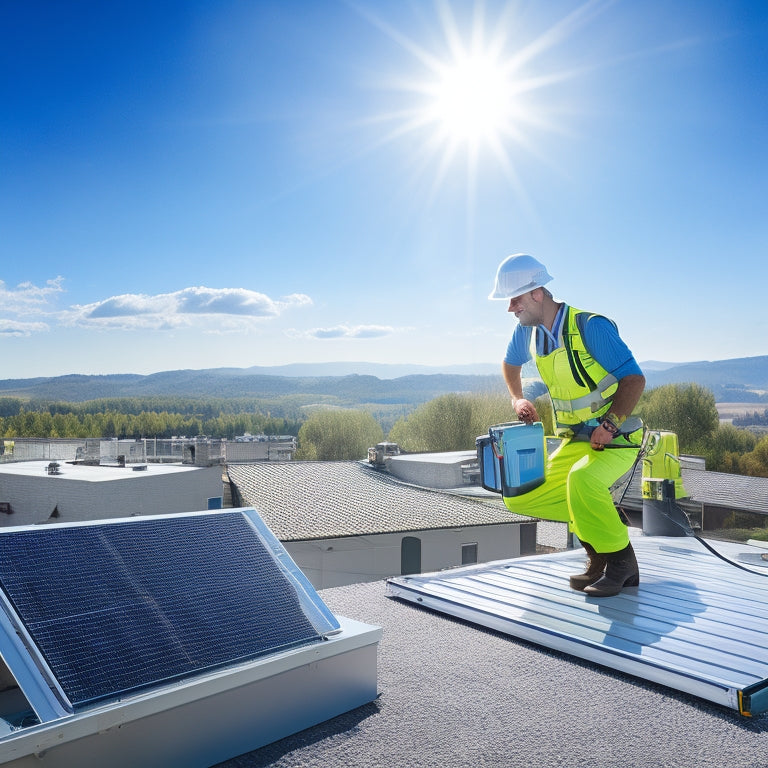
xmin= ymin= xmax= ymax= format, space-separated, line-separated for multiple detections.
xmin=488 ymin=253 xmax=553 ymax=300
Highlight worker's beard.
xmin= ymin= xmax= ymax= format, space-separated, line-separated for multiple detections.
xmin=514 ymin=310 xmax=538 ymax=327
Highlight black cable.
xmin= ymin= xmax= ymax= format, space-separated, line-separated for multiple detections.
xmin=691 ymin=533 xmax=768 ymax=576
xmin=609 ymin=431 xmax=768 ymax=577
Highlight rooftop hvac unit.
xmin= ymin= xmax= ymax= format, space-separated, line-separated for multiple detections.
xmin=368 ymin=442 xmax=400 ymax=466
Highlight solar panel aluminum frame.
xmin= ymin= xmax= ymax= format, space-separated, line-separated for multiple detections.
xmin=0 ymin=509 xmax=342 ymax=724
xmin=242 ymin=506 xmax=342 ymax=637
xmin=0 ymin=596 xmax=71 ymax=722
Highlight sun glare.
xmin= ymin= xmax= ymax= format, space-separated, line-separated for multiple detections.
xmin=356 ymin=0 xmax=611 ymax=201
xmin=428 ymin=54 xmax=513 ymax=144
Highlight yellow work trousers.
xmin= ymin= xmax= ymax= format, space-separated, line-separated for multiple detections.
xmin=502 ymin=437 xmax=640 ymax=553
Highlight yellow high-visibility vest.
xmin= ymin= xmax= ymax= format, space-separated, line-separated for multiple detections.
xmin=531 ymin=306 xmax=618 ymax=436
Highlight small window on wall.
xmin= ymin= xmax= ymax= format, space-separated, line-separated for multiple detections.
xmin=461 ymin=543 xmax=478 ymax=565
xmin=401 ymin=536 xmax=421 ymax=575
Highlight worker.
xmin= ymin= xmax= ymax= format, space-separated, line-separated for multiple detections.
xmin=490 ymin=253 xmax=646 ymax=597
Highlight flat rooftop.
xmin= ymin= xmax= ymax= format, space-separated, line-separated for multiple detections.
xmin=216 ymin=536 xmax=768 ymax=768
xmin=0 ymin=460 xmax=203 ymax=482
xmin=387 ymin=450 xmax=476 ymax=465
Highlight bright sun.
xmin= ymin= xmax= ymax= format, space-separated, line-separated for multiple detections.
xmin=357 ymin=1 xmax=601 ymax=197
xmin=427 ymin=54 xmax=514 ymax=145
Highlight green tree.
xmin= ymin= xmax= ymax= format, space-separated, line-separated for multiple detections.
xmin=469 ymin=393 xmax=517 ymax=439
xmin=296 ymin=409 xmax=383 ymax=461
xmin=0 ymin=398 xmax=24 ymax=418
xmin=695 ymin=423 xmax=757 ymax=473
xmin=741 ymin=435 xmax=768 ymax=478
xmin=389 ymin=392 xmax=525 ymax=453
xmin=388 ymin=394 xmax=475 ymax=452
xmin=636 ymin=383 xmax=719 ymax=452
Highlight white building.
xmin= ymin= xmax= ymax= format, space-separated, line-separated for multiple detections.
xmin=0 ymin=460 xmax=224 ymax=526
xmin=383 ymin=449 xmax=481 ymax=488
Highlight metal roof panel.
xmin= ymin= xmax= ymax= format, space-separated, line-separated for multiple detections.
xmin=387 ymin=534 xmax=768 ymax=716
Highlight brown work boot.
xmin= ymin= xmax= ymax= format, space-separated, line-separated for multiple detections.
xmin=569 ymin=540 xmax=607 ymax=591
xmin=583 ymin=542 xmax=640 ymax=598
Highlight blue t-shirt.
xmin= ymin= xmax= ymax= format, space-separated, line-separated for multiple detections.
xmin=504 ymin=304 xmax=642 ymax=379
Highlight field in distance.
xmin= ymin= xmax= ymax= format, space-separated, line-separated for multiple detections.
xmin=716 ymin=402 xmax=766 ymax=421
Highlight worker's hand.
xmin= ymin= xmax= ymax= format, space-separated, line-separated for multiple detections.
xmin=590 ymin=421 xmax=615 ymax=451
xmin=514 ymin=398 xmax=539 ymax=424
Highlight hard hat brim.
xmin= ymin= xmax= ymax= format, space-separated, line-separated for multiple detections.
xmin=488 ymin=274 xmax=552 ymax=300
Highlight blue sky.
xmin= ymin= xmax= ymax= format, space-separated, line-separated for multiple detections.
xmin=1 ymin=0 xmax=766 ymax=378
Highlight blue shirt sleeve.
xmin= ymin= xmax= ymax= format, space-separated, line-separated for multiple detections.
xmin=583 ymin=315 xmax=643 ymax=379
xmin=503 ymin=313 xmax=642 ymax=379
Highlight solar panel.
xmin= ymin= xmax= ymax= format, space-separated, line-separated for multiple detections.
xmin=0 ymin=511 xmax=339 ymax=710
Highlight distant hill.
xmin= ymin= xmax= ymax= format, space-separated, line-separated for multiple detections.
xmin=639 ymin=360 xmax=701 ymax=372
xmin=642 ymin=356 xmax=768 ymax=401
xmin=1 ymin=356 xmax=767 ymax=405
xmin=0 ymin=368 xmax=509 ymax=406
xmin=239 ymin=362 xmax=502 ymax=378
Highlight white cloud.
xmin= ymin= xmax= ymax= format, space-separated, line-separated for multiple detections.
xmin=292 ymin=324 xmax=396 ymax=340
xmin=65 ymin=287 xmax=313 ymax=330
xmin=0 ymin=279 xmax=394 ymax=346
xmin=0 ymin=278 xmax=62 ymax=336
xmin=0 ymin=277 xmax=64 ymax=314
xmin=0 ymin=319 xmax=50 ymax=337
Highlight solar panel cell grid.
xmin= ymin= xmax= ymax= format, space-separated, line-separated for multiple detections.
xmin=0 ymin=513 xmax=322 ymax=709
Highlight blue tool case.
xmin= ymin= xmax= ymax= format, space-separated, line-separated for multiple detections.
xmin=476 ymin=422 xmax=546 ymax=497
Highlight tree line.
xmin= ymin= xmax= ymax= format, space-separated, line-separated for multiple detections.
xmin=0 ymin=397 xmax=299 ymax=440
xmin=0 ymin=396 xmax=300 ymax=419
xmin=733 ymin=408 xmax=768 ymax=427
xmin=4 ymin=384 xmax=768 ymax=477
xmin=295 ymin=383 xmax=768 ymax=477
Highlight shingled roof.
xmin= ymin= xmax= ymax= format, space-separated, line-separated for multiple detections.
xmin=227 ymin=461 xmax=529 ymax=541
xmin=682 ymin=467 xmax=768 ymax=514
xmin=615 ymin=462 xmax=768 ymax=516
